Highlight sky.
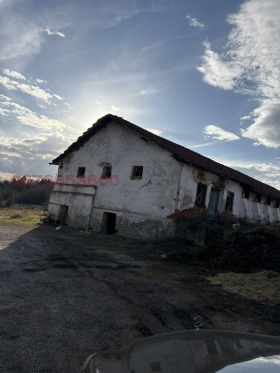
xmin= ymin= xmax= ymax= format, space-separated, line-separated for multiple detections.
xmin=0 ymin=0 xmax=279 ymax=189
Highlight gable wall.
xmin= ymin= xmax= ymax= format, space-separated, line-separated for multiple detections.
xmin=57 ymin=121 xmax=182 ymax=218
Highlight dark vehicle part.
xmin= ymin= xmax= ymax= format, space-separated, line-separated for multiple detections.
xmin=79 ymin=329 xmax=280 ymax=372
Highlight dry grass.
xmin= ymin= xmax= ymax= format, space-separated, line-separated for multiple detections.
xmin=207 ymin=271 xmax=280 ymax=303
xmin=0 ymin=205 xmax=46 ymax=227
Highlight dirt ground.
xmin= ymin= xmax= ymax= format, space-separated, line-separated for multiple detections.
xmin=0 ymin=224 xmax=279 ymax=373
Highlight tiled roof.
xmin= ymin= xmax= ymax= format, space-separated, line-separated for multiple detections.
xmin=51 ymin=114 xmax=280 ymax=199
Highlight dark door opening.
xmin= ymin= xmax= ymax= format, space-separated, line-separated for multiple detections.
xmin=102 ymin=212 xmax=117 ymax=235
xmin=58 ymin=205 xmax=68 ymax=225
xmin=208 ymin=189 xmax=221 ymax=217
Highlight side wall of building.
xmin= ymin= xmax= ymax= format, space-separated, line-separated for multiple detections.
xmin=49 ymin=121 xmax=182 ymax=237
xmin=175 ymin=166 xmax=279 ymax=224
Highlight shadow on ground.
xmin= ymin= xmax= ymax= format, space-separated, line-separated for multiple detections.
xmin=0 ymin=225 xmax=279 ymax=373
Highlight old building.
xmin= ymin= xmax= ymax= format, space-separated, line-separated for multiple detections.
xmin=48 ymin=114 xmax=280 ymax=240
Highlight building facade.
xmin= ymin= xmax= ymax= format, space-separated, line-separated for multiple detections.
xmin=48 ymin=115 xmax=280 ymax=240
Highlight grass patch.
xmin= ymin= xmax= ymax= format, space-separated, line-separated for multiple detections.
xmin=0 ymin=204 xmax=46 ymax=227
xmin=207 ymin=271 xmax=280 ymax=303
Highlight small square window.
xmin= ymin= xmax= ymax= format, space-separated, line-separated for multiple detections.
xmin=195 ymin=183 xmax=207 ymax=207
xmin=274 ymin=199 xmax=280 ymax=208
xmin=77 ymin=167 xmax=85 ymax=177
xmin=225 ymin=191 xmax=234 ymax=211
xmin=131 ymin=166 xmax=143 ymax=179
xmin=102 ymin=165 xmax=112 ymax=178
xmin=242 ymin=189 xmax=249 ymax=199
xmin=253 ymin=193 xmax=261 ymax=203
xmin=264 ymin=197 xmax=271 ymax=206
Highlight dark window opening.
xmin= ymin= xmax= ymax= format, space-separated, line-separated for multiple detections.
xmin=253 ymin=193 xmax=261 ymax=203
xmin=102 ymin=165 xmax=112 ymax=178
xmin=242 ymin=189 xmax=249 ymax=199
xmin=274 ymin=200 xmax=280 ymax=208
xmin=101 ymin=212 xmax=117 ymax=235
xmin=131 ymin=166 xmax=143 ymax=179
xmin=264 ymin=197 xmax=271 ymax=206
xmin=225 ymin=191 xmax=234 ymax=211
xmin=58 ymin=161 xmax=64 ymax=176
xmin=195 ymin=183 xmax=207 ymax=207
xmin=77 ymin=167 xmax=86 ymax=177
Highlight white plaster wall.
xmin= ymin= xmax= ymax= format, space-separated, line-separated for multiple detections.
xmin=223 ymin=180 xmax=244 ymax=217
xmin=48 ymin=203 xmax=60 ymax=220
xmin=240 ymin=197 xmax=280 ymax=223
xmin=177 ymin=167 xmax=245 ymax=218
xmin=243 ymin=199 xmax=254 ymax=221
xmin=90 ymin=207 xmax=176 ymax=240
xmin=275 ymin=208 xmax=280 ymax=222
xmin=238 ymin=198 xmax=246 ymax=218
xmin=53 ymin=184 xmax=96 ymax=195
xmin=271 ymin=202 xmax=280 ymax=222
xmin=56 ymin=121 xmax=181 ymax=219
xmin=49 ymin=119 xmax=280 ymax=230
xmin=177 ymin=164 xmax=197 ymax=210
xmin=49 ymin=191 xmax=93 ymax=228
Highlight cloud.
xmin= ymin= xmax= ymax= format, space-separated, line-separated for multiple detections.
xmin=36 ymin=79 xmax=47 ymax=84
xmin=204 ymin=125 xmax=240 ymax=141
xmin=0 ymin=76 xmax=18 ymax=90
xmin=197 ymin=0 xmax=280 ymax=148
xmin=197 ymin=42 xmax=242 ymax=90
xmin=140 ymin=88 xmax=164 ymax=95
xmin=225 ymin=161 xmax=280 ymax=189
xmin=240 ymin=114 xmax=251 ymax=122
xmin=0 ymin=15 xmax=43 ymax=61
xmin=0 ymin=73 xmax=67 ymax=105
xmin=0 ymin=95 xmax=65 ymax=130
xmin=16 ymin=114 xmax=65 ymax=130
xmin=0 ymin=132 xmax=74 ymax=177
xmin=17 ymin=82 xmax=53 ymax=102
xmin=188 ymin=141 xmax=216 ymax=149
xmin=45 ymin=28 xmax=66 ymax=38
xmin=241 ymin=100 xmax=280 ymax=148
xmin=64 ymin=102 xmax=73 ymax=110
xmin=186 ymin=14 xmax=205 ymax=30
xmin=0 ymin=171 xmax=16 ymax=181
xmin=144 ymin=128 xmax=163 ymax=136
xmin=2 ymin=69 xmax=26 ymax=80
xmin=94 ymin=98 xmax=102 ymax=106
xmin=110 ymin=105 xmax=119 ymax=111
xmin=92 ymin=3 xmax=142 ymax=29
xmin=0 ymin=75 xmax=52 ymax=101
xmin=53 ymin=94 xmax=63 ymax=101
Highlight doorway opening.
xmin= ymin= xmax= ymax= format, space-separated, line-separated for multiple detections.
xmin=102 ymin=212 xmax=117 ymax=234
xmin=208 ymin=189 xmax=222 ymax=217
xmin=58 ymin=205 xmax=68 ymax=225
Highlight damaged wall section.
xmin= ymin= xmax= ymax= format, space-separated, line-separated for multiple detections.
xmin=90 ymin=208 xmax=176 ymax=241
xmin=48 ymin=184 xmax=95 ymax=229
